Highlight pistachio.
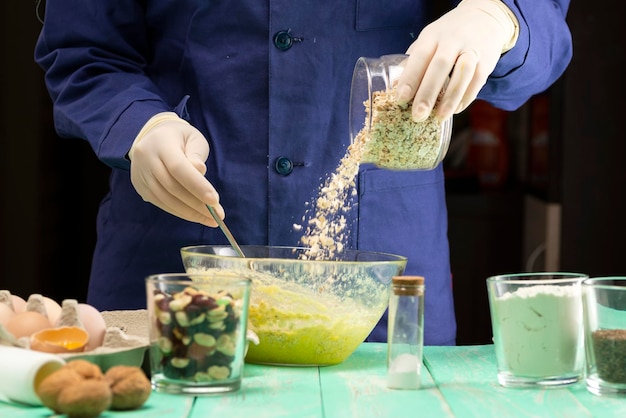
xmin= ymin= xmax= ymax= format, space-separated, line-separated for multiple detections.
xmin=193 ymin=333 xmax=216 ymax=348
xmin=157 ymin=310 xmax=172 ymax=325
xmin=208 ymin=317 xmax=228 ymax=329
xmin=207 ymin=365 xmax=230 ymax=380
xmin=170 ymin=357 xmax=190 ymax=368
xmin=193 ymin=372 xmax=212 ymax=382
xmin=157 ymin=336 xmax=172 ymax=354
xmin=216 ymin=334 xmax=237 ymax=357
xmin=207 ymin=305 xmax=228 ymax=321
xmin=174 ymin=311 xmax=190 ymax=327
xmin=189 ymin=313 xmax=206 ymax=325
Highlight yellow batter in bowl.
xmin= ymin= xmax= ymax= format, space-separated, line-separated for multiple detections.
xmin=181 ymin=245 xmax=407 ymax=366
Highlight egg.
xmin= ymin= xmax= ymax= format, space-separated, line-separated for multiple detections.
xmin=42 ymin=296 xmax=62 ymax=324
xmin=77 ymin=303 xmax=107 ymax=351
xmin=11 ymin=294 xmax=27 ymax=313
xmin=5 ymin=311 xmax=52 ymax=339
xmin=0 ymin=302 xmax=16 ymax=326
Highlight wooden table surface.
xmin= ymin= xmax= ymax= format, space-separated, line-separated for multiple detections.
xmin=2 ymin=343 xmax=625 ymax=417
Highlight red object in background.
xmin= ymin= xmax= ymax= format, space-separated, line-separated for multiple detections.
xmin=465 ymin=100 xmax=510 ymax=189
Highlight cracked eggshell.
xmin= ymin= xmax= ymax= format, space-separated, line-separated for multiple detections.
xmin=30 ymin=326 xmax=89 ymax=354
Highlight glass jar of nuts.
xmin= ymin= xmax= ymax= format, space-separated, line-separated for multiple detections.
xmin=349 ymin=54 xmax=452 ymax=170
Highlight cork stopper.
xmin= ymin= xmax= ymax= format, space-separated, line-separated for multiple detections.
xmin=392 ymin=276 xmax=424 ymax=296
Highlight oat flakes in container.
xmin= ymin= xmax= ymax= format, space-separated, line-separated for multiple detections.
xmin=349 ymin=54 xmax=452 ymax=170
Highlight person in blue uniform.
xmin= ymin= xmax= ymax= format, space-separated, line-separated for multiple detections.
xmin=35 ymin=0 xmax=572 ymax=345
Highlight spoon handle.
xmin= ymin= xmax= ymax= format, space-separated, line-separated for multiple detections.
xmin=206 ymin=205 xmax=246 ymax=258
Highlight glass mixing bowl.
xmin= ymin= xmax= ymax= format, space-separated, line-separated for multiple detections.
xmin=180 ymin=245 xmax=407 ymax=366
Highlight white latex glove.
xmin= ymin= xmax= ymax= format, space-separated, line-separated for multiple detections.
xmin=128 ymin=112 xmax=223 ymax=227
xmin=396 ymin=0 xmax=519 ymax=121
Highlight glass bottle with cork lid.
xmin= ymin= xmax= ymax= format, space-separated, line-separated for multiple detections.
xmin=387 ymin=275 xmax=425 ymax=390
xmin=349 ymin=54 xmax=452 ymax=170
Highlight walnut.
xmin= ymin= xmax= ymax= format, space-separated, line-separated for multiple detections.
xmin=64 ymin=359 xmax=104 ymax=380
xmin=56 ymin=379 xmax=112 ymax=418
xmin=36 ymin=367 xmax=83 ymax=413
xmin=104 ymin=365 xmax=152 ymax=410
xmin=36 ymin=361 xmax=150 ymax=418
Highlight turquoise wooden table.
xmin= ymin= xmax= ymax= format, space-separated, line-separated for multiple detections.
xmin=2 ymin=343 xmax=626 ymax=417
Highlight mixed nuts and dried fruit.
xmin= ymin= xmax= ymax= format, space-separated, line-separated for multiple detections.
xmin=150 ymin=286 xmax=243 ymax=382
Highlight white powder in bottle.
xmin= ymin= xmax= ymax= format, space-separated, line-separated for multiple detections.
xmin=491 ymin=284 xmax=584 ymax=377
xmin=387 ymin=353 xmax=421 ymax=389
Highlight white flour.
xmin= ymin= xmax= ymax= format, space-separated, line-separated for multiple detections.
xmin=491 ymin=284 xmax=584 ymax=377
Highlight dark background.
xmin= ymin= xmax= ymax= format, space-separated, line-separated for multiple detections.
xmin=1 ymin=2 xmax=624 ymax=345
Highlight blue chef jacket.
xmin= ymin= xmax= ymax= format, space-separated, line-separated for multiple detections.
xmin=35 ymin=0 xmax=572 ymax=345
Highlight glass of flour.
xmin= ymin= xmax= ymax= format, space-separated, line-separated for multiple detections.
xmin=487 ymin=272 xmax=588 ymax=388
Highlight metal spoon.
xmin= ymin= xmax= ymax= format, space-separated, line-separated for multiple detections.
xmin=206 ymin=205 xmax=246 ymax=258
